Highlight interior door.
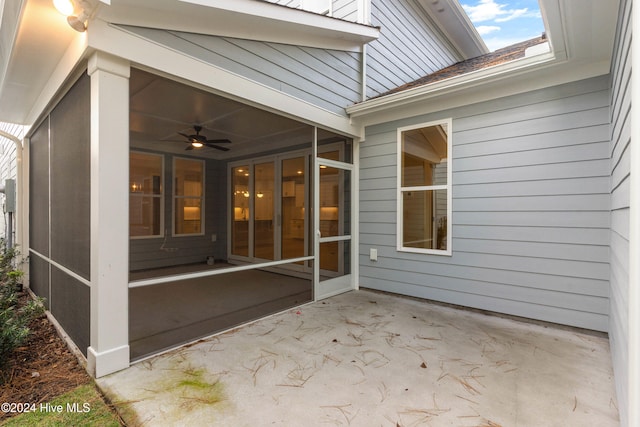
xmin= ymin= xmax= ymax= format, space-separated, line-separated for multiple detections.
xmin=314 ymin=158 xmax=354 ymax=300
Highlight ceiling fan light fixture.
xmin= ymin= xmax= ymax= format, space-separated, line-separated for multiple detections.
xmin=191 ymin=141 xmax=204 ymax=148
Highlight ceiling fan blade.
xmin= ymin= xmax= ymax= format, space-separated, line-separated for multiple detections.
xmin=205 ymin=143 xmax=230 ymax=152
xmin=177 ymin=132 xmax=192 ymax=139
xmin=206 ymin=138 xmax=232 ymax=144
xmin=185 ymin=145 xmax=194 ymax=151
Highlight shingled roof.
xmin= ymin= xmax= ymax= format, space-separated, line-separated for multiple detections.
xmin=372 ymin=35 xmax=548 ymax=99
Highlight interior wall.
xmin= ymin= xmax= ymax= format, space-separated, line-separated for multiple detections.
xmin=608 ymin=0 xmax=632 ymax=424
xmin=359 ymin=75 xmax=611 ymax=332
xmin=129 ymin=153 xmax=227 ymax=271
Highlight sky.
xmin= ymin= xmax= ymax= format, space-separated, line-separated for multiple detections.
xmin=460 ymin=0 xmax=546 ymax=52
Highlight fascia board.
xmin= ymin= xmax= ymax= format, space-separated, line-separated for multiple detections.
xmin=87 ymin=20 xmax=362 ymax=138
xmin=96 ymin=0 xmax=379 ymax=52
xmin=418 ymin=0 xmax=488 ymax=59
xmin=347 ymin=52 xmax=610 ymax=128
xmin=347 ymin=51 xmax=559 ymax=118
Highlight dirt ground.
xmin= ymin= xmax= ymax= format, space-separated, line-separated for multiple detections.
xmin=0 ymin=292 xmax=94 ymax=422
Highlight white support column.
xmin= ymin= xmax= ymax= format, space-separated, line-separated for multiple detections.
xmin=87 ymin=52 xmax=130 ymax=378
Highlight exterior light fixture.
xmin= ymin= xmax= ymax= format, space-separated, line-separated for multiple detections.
xmin=67 ymin=10 xmax=90 ymax=32
xmin=53 ymin=0 xmax=91 ymax=32
xmin=53 ymin=0 xmax=74 ymax=15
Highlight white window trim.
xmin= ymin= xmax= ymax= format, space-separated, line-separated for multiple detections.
xmin=172 ymin=156 xmax=205 ymax=237
xmin=396 ymin=118 xmax=453 ymax=256
xmin=130 ymin=151 xmax=164 ymax=240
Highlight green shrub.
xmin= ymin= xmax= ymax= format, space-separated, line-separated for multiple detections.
xmin=0 ymin=239 xmax=45 ymax=371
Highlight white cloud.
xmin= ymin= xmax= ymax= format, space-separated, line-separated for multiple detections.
xmin=462 ymin=0 xmax=506 ymax=23
xmin=462 ymin=0 xmax=540 ymax=24
xmin=495 ymin=8 xmax=541 ymax=22
xmin=476 ymin=25 xmax=501 ymax=35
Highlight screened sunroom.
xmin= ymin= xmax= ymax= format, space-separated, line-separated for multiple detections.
xmin=126 ymin=69 xmax=356 ymax=359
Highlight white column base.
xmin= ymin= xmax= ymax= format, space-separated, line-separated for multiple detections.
xmin=87 ymin=345 xmax=130 ymax=378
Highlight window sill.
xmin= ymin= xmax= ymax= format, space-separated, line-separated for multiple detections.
xmin=397 ymin=246 xmax=452 ymax=257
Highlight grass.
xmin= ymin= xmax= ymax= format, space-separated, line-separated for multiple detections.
xmin=1 ymin=384 xmax=123 ymax=426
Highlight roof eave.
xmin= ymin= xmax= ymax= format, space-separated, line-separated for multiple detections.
xmin=95 ymin=0 xmax=379 ymax=52
xmin=419 ymin=0 xmax=489 ymax=59
xmin=347 ymin=50 xmax=559 ymax=118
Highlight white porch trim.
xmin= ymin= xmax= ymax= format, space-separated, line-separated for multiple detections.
xmin=87 ymin=19 xmax=362 ymax=139
xmin=87 ymin=51 xmax=131 ymax=378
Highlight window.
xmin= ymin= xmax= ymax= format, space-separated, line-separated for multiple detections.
xmin=174 ymin=157 xmax=204 ymax=235
xmin=398 ymin=119 xmax=452 ymax=255
xmin=130 ymin=152 xmax=163 ymax=238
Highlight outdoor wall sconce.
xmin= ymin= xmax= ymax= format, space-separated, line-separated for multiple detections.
xmin=53 ymin=0 xmax=91 ymax=32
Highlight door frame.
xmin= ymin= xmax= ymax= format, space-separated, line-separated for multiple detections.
xmin=313 ymin=146 xmax=356 ymax=300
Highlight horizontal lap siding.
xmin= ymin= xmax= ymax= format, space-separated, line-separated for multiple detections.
xmin=359 ymin=76 xmax=611 ymax=332
xmin=120 ymin=26 xmax=361 ymax=116
xmin=608 ymin=0 xmax=631 ymax=424
xmin=367 ymin=0 xmax=459 ymax=98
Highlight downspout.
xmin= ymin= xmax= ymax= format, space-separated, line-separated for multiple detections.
xmin=628 ymin=1 xmax=639 ymax=426
xmin=361 ymin=45 xmax=367 ymax=103
xmin=0 ymin=130 xmax=23 ymax=254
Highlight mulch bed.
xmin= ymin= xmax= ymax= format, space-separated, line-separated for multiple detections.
xmin=0 ymin=291 xmax=92 ymax=422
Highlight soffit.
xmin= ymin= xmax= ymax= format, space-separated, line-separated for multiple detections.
xmin=0 ymin=0 xmax=79 ymax=124
xmin=0 ymin=0 xmax=379 ymax=125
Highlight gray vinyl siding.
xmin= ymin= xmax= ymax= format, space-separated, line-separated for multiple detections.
xmin=366 ymin=0 xmax=460 ymax=98
xmin=332 ymin=0 xmax=358 ymax=21
xmin=130 ymin=154 xmax=227 ymax=271
xmin=608 ymin=0 xmax=631 ymax=424
xmin=359 ymin=76 xmax=611 ymax=332
xmin=119 ymin=26 xmax=361 ymax=116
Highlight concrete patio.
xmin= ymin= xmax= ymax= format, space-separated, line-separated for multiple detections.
xmin=98 ymin=290 xmax=619 ymax=426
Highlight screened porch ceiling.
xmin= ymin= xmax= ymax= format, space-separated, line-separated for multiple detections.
xmin=129 ymin=69 xmax=321 ymax=160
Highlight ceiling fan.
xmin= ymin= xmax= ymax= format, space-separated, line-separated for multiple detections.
xmin=178 ymin=125 xmax=231 ymax=151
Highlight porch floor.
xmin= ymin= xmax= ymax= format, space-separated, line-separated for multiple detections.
xmin=98 ymin=290 xmax=619 ymax=426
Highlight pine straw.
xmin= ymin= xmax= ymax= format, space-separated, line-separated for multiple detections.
xmin=0 ymin=292 xmax=92 ymax=422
